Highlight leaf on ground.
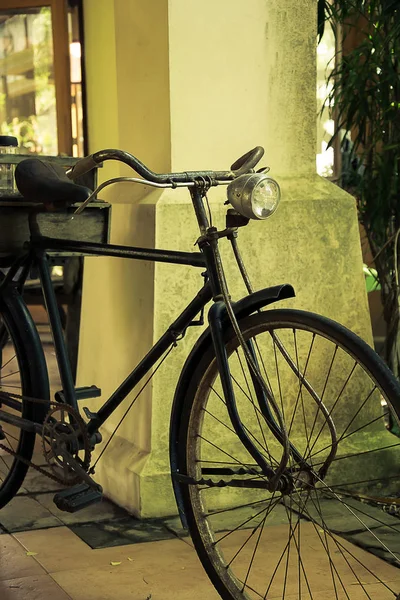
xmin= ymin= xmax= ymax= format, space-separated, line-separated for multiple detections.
xmin=110 ymin=561 xmax=122 ymax=566
xmin=127 ymin=557 xmax=134 ymax=561
xmin=26 ymin=551 xmax=37 ymax=556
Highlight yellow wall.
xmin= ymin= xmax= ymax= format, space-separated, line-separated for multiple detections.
xmin=79 ymin=0 xmax=372 ymax=517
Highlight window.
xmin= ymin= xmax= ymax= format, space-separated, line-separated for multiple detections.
xmin=0 ymin=0 xmax=85 ymax=156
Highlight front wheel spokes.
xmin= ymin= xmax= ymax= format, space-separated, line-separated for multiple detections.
xmin=204 ymin=401 xmax=280 ymax=469
xmin=314 ymin=474 xmax=400 ymax=563
xmin=319 ymin=487 xmax=400 ymax=538
xmin=299 ymin=469 xmax=352 ymax=599
xmin=183 ymin=310 xmax=400 ymax=599
xmin=271 ymin=331 xmax=338 ymax=476
xmin=214 ymin=494 xmax=280 ymax=550
xmin=234 ymin=348 xmax=279 ymax=470
xmin=245 ymin=342 xmax=315 ymax=482
xmin=262 ymin=497 xmax=309 ymax=599
xmin=293 ymin=491 xmax=361 ymax=600
xmin=240 ymin=511 xmax=268 ymax=594
xmin=289 ymin=489 xmax=397 ymax=597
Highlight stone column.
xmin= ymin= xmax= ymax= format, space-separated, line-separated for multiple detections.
xmin=79 ymin=0 xmax=371 ymax=517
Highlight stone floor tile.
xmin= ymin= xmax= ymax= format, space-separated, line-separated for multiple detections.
xmin=21 ymin=464 xmax=68 ymax=494
xmin=51 ymin=537 xmax=219 ymax=600
xmin=160 ymin=514 xmax=188 ymax=538
xmin=0 ymin=535 xmax=46 ymax=581
xmin=53 ymin=565 xmax=220 ymax=600
xmin=70 ymin=516 xmax=174 ymax=549
xmin=0 ymin=574 xmax=72 ymax=600
xmin=13 ymin=527 xmax=94 ymax=573
xmin=0 ymin=496 xmax=63 ymax=532
xmin=15 ymin=527 xmax=195 ymax=575
xmin=35 ymin=492 xmax=129 ymax=525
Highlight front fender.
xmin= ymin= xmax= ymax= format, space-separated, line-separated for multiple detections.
xmin=169 ymin=282 xmax=295 ymax=525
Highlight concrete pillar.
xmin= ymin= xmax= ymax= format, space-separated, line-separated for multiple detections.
xmin=79 ymin=0 xmax=371 ymax=517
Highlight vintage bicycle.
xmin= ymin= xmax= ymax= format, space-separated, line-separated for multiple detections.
xmin=0 ymin=146 xmax=399 ymax=599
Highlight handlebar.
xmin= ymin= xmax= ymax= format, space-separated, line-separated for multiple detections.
xmin=67 ymin=146 xmax=265 ymax=185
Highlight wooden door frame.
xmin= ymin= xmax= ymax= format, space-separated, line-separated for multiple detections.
xmin=1 ymin=0 xmax=73 ymax=155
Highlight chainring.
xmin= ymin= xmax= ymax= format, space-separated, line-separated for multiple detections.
xmin=42 ymin=404 xmax=91 ymax=485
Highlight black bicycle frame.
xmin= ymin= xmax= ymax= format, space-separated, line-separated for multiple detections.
xmin=1 ymin=185 xmax=292 ymax=480
xmin=28 ymin=238 xmax=211 ymax=433
xmin=9 ymin=186 xmax=228 ymax=437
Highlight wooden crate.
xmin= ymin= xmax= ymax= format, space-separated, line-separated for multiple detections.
xmin=0 ymin=201 xmax=111 ymax=261
xmin=0 ymin=155 xmax=110 ymax=263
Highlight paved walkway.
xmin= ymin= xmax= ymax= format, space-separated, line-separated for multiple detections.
xmin=1 ymin=308 xmax=400 ymax=599
xmin=0 ymin=526 xmax=219 ymax=599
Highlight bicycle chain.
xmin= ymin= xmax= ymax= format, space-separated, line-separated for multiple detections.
xmin=0 ymin=390 xmax=90 ymax=487
xmin=0 ymin=442 xmax=67 ymax=485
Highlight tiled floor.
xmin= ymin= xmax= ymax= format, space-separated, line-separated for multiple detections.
xmin=2 ymin=519 xmax=400 ymax=599
xmin=2 ymin=306 xmax=400 ymax=598
xmin=0 ymin=452 xmax=187 ymax=547
xmin=0 ymin=307 xmax=221 ymax=599
xmin=0 ymin=527 xmax=220 ymax=600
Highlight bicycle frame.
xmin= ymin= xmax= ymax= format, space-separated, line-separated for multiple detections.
xmin=0 ymin=185 xmax=295 ymax=484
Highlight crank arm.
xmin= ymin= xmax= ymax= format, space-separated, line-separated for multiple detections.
xmin=57 ymin=449 xmax=101 ymax=491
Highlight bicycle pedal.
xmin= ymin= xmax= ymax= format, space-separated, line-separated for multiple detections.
xmin=53 ymin=483 xmax=103 ymax=513
xmin=55 ymin=385 xmax=102 ymax=403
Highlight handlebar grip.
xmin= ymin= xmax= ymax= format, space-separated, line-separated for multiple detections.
xmin=230 ymin=146 xmax=265 ymax=175
xmin=67 ymin=155 xmax=98 ymax=180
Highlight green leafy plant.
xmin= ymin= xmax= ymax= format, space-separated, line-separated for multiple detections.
xmin=319 ymin=1 xmax=400 ymax=376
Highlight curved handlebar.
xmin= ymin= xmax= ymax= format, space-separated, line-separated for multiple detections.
xmin=67 ymin=146 xmax=265 ymax=184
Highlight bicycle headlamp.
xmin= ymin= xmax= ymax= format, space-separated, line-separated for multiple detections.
xmin=227 ymin=173 xmax=281 ymax=220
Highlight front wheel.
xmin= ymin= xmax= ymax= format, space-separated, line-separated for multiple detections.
xmin=178 ymin=309 xmax=400 ymax=599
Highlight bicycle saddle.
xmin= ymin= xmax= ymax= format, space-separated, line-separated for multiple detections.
xmin=15 ymin=158 xmax=92 ymax=210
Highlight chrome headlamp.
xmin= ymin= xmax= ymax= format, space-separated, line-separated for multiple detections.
xmin=227 ymin=173 xmax=281 ymax=220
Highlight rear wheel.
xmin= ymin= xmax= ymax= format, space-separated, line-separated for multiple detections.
xmin=179 ymin=309 xmax=400 ymax=599
xmin=0 ymin=292 xmax=49 ymax=508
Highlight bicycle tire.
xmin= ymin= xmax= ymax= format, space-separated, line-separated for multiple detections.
xmin=177 ymin=308 xmax=400 ymax=599
xmin=0 ymin=287 xmax=49 ymax=508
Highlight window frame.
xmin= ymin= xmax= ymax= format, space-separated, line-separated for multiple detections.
xmin=1 ymin=0 xmax=73 ymax=155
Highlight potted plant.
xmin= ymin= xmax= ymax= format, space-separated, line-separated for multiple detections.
xmin=319 ymin=0 xmax=400 ymax=377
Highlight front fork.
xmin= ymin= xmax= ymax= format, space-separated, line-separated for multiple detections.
xmin=201 ymin=229 xmax=336 ymax=490
xmin=196 ymin=211 xmax=315 ymax=490
xmin=198 ymin=230 xmax=290 ymax=488
xmin=188 ymin=178 xmax=288 ymax=485
xmin=207 ymin=301 xmax=276 ymax=479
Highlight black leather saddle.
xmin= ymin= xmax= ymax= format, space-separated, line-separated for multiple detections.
xmin=15 ymin=159 xmax=92 ymax=210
